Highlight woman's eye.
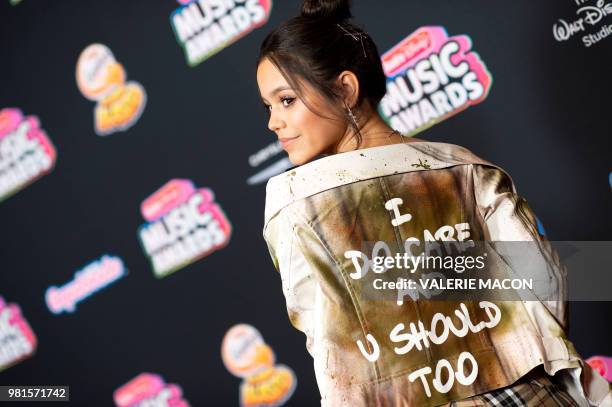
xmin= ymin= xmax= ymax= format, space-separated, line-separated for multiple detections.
xmin=281 ymin=97 xmax=295 ymax=107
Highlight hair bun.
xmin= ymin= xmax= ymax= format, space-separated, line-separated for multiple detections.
xmin=300 ymin=0 xmax=352 ymax=21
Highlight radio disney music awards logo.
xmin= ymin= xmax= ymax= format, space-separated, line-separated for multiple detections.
xmin=222 ymin=324 xmax=297 ymax=407
xmin=379 ymin=26 xmax=492 ymax=137
xmin=0 ymin=108 xmax=56 ymax=202
xmin=553 ymin=0 xmax=612 ymax=47
xmin=45 ymin=255 xmax=127 ymax=314
xmin=0 ymin=297 xmax=37 ymax=372
xmin=170 ymin=0 xmax=273 ymax=67
xmin=76 ymin=44 xmax=147 ymax=136
xmin=246 ymin=140 xmax=292 ymax=185
xmin=138 ymin=179 xmax=232 ymax=278
xmin=114 ymin=373 xmax=190 ymax=407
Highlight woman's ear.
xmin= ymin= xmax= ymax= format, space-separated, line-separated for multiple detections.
xmin=338 ymin=70 xmax=360 ymax=108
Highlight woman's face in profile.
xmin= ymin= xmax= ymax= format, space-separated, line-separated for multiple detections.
xmin=257 ymin=57 xmax=346 ymax=165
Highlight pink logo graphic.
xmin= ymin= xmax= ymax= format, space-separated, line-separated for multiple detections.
xmin=379 ymin=27 xmax=492 ymax=136
xmin=586 ymin=355 xmax=612 ymax=382
xmin=0 ymin=297 xmax=37 ymax=372
xmin=138 ymin=179 xmax=232 ymax=278
xmin=114 ymin=373 xmax=189 ymax=407
xmin=0 ymin=108 xmax=56 ymax=202
xmin=170 ymin=0 xmax=273 ymax=66
xmin=45 ymin=255 xmax=127 ymax=314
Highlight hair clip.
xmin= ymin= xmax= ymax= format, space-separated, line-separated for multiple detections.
xmin=336 ymin=23 xmax=367 ymax=58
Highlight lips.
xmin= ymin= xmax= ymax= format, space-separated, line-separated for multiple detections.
xmin=279 ymin=136 xmax=299 ymax=149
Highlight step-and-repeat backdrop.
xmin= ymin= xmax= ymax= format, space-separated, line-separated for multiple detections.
xmin=1 ymin=0 xmax=611 ymax=405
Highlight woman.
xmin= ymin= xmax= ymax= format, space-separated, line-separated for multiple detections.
xmin=257 ymin=1 xmax=611 ymax=406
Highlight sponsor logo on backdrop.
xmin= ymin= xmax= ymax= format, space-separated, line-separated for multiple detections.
xmin=0 ymin=297 xmax=37 ymax=372
xmin=586 ymin=355 xmax=612 ymax=382
xmin=379 ymin=26 xmax=492 ymax=137
xmin=45 ymin=255 xmax=126 ymax=314
xmin=170 ymin=0 xmax=273 ymax=67
xmin=0 ymin=108 xmax=56 ymax=203
xmin=246 ymin=140 xmax=291 ymax=185
xmin=76 ymin=44 xmax=147 ymax=136
xmin=138 ymin=179 xmax=232 ymax=278
xmin=552 ymin=0 xmax=612 ymax=47
xmin=222 ymin=324 xmax=297 ymax=407
xmin=114 ymin=373 xmax=190 ymax=407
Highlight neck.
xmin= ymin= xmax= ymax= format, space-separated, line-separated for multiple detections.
xmin=332 ymin=112 xmax=400 ymax=154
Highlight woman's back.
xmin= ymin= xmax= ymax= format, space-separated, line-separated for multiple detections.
xmin=263 ymin=141 xmax=599 ymax=406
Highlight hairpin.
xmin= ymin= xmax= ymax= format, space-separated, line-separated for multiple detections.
xmin=336 ymin=23 xmax=367 ymax=58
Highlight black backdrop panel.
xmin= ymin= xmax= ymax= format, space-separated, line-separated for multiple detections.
xmin=0 ymin=1 xmax=610 ymax=405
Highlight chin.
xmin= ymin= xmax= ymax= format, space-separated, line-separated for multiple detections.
xmin=287 ymin=151 xmax=312 ymax=166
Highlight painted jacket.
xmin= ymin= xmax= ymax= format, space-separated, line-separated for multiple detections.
xmin=263 ymin=141 xmax=611 ymax=406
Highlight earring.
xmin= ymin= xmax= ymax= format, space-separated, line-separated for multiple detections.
xmin=347 ymin=105 xmax=359 ymax=129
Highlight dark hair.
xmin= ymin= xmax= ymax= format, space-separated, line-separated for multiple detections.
xmin=257 ymin=0 xmax=387 ymax=146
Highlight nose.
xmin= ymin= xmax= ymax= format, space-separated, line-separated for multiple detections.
xmin=267 ymin=109 xmax=284 ymax=132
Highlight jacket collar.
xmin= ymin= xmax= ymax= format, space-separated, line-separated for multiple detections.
xmin=264 ymin=141 xmax=497 ymax=226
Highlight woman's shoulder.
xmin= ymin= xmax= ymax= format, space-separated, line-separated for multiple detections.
xmin=404 ymin=139 xmax=514 ymax=176
xmin=402 ymin=139 xmax=490 ymax=165
xmin=409 ymin=139 xmax=517 ymax=188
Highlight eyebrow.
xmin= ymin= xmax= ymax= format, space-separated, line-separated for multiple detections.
xmin=271 ymin=85 xmax=291 ymax=94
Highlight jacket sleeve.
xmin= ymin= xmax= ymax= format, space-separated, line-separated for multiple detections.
xmin=472 ymin=164 xmax=568 ymax=329
xmin=473 ymin=164 xmax=612 ymax=407
xmin=263 ymin=208 xmax=317 ymax=356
